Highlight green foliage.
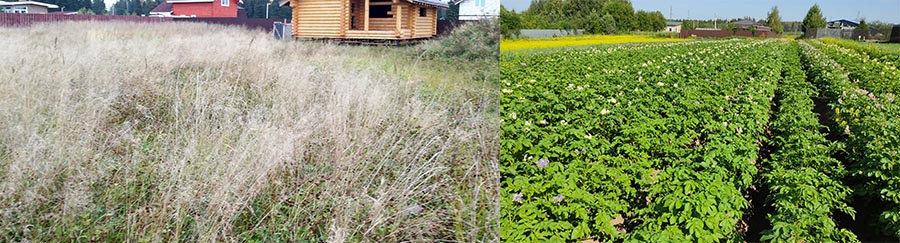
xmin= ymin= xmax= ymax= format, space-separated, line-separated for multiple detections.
xmin=90 ymin=0 xmax=106 ymax=14
xmin=821 ymin=38 xmax=900 ymax=66
xmin=766 ymin=6 xmax=783 ymax=34
xmin=500 ymin=5 xmax=523 ymax=38
xmin=111 ymin=0 xmax=161 ymax=15
xmin=602 ymin=0 xmax=634 ymax=32
xmin=577 ymin=10 xmax=603 ymax=34
xmin=802 ymin=40 xmax=900 ymax=237
xmin=501 ymin=40 xmax=789 ymax=242
xmin=801 ymin=4 xmax=826 ymax=34
xmin=760 ymin=42 xmax=858 ymax=242
xmin=598 ymin=13 xmax=617 ymax=34
xmin=633 ymin=10 xmax=665 ymax=32
xmin=77 ymin=7 xmax=94 ymax=15
xmin=517 ymin=0 xmax=641 ymax=32
xmin=421 ymin=18 xmax=499 ymax=62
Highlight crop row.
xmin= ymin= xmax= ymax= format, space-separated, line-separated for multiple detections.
xmin=820 ymin=38 xmax=900 ymax=68
xmin=501 ymin=40 xmax=784 ymax=242
xmin=799 ymin=41 xmax=900 ymax=237
xmin=760 ymin=42 xmax=857 ymax=242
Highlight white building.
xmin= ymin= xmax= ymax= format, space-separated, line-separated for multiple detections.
xmin=0 ymin=1 xmax=59 ymax=14
xmin=454 ymin=0 xmax=497 ymax=20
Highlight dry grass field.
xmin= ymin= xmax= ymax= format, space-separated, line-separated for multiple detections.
xmin=0 ymin=21 xmax=498 ymax=242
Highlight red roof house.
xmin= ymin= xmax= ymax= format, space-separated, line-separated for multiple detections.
xmin=155 ymin=0 xmax=240 ymax=18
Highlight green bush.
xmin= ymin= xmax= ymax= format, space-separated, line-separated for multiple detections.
xmin=421 ymin=18 xmax=500 ymax=62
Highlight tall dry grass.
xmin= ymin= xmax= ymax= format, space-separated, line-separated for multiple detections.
xmin=0 ymin=21 xmax=497 ymax=242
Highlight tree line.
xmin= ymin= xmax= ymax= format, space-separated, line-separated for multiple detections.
xmin=502 ymin=2 xmax=896 ymax=39
xmin=501 ymin=0 xmax=666 ymax=38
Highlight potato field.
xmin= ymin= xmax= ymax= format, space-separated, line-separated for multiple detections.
xmin=500 ymin=39 xmax=900 ymax=242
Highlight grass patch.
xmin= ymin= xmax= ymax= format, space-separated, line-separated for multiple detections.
xmin=0 ymin=21 xmax=497 ymax=242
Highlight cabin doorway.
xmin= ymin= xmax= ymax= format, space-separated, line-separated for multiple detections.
xmin=349 ymin=0 xmax=394 ymax=31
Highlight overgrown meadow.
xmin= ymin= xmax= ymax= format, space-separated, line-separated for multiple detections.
xmin=0 ymin=21 xmax=498 ymax=242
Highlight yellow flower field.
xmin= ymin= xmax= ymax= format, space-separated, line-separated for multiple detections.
xmin=501 ymin=34 xmax=691 ymax=52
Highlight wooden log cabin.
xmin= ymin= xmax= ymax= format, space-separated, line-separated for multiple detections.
xmin=278 ymin=0 xmax=448 ymax=40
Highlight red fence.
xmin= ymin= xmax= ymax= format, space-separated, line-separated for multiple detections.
xmin=680 ymin=29 xmax=781 ymax=38
xmin=0 ymin=13 xmax=172 ymax=26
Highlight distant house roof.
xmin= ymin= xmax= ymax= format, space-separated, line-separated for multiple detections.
xmin=150 ymin=2 xmax=172 ymax=13
xmin=666 ymin=21 xmax=682 ymax=26
xmin=280 ymin=0 xmax=446 ymax=8
xmin=734 ymin=19 xmax=755 ymax=27
xmin=828 ymin=19 xmax=859 ymax=26
xmin=0 ymin=1 xmax=59 ymax=8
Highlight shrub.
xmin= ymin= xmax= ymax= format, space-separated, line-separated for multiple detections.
xmin=421 ymin=18 xmax=500 ymax=62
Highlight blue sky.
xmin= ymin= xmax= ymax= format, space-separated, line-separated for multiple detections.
xmin=501 ymin=0 xmax=900 ymax=23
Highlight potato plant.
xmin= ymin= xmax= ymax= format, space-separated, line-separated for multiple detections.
xmin=760 ymin=42 xmax=857 ymax=242
xmin=800 ymin=41 xmax=900 ymax=237
xmin=502 ymin=40 xmax=787 ymax=242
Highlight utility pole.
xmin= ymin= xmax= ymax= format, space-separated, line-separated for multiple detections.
xmin=714 ymin=13 xmax=717 ymax=29
xmin=669 ymin=5 xmax=672 ymax=19
xmin=266 ymin=0 xmax=271 ymax=18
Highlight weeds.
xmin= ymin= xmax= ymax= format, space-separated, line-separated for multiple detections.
xmin=0 ymin=21 xmax=497 ymax=242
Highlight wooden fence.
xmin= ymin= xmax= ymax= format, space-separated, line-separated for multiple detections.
xmin=0 ymin=13 xmax=172 ymax=26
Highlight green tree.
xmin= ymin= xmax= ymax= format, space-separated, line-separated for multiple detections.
xmin=801 ymin=4 xmax=826 ymax=34
xmin=77 ymin=7 xmax=94 ymax=14
xmin=500 ymin=5 xmax=523 ymax=38
xmin=857 ymin=18 xmax=869 ymax=30
xmin=766 ymin=6 xmax=783 ymax=34
xmin=599 ymin=13 xmax=617 ymax=34
xmin=857 ymin=18 xmax=870 ymax=39
xmin=91 ymin=0 xmax=106 ymax=14
xmin=650 ymin=11 xmax=666 ymax=31
xmin=602 ymin=0 xmax=634 ymax=31
xmin=634 ymin=10 xmax=650 ymax=31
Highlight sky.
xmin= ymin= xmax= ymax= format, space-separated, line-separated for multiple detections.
xmin=501 ymin=0 xmax=900 ymax=23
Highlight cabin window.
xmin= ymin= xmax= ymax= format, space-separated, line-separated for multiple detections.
xmin=369 ymin=5 xmax=391 ymax=18
xmin=221 ymin=0 xmax=229 ymax=6
xmin=418 ymin=7 xmax=426 ymax=17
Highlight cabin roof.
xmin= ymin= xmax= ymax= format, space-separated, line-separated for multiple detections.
xmin=280 ymin=0 xmax=447 ymax=8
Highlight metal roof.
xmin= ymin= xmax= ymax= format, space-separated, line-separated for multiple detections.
xmin=405 ymin=0 xmax=448 ymax=8
xmin=0 ymin=1 xmax=59 ymax=8
xmin=828 ymin=19 xmax=859 ymax=25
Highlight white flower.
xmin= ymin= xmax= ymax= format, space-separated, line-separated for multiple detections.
xmin=509 ymin=112 xmax=517 ymax=119
xmin=584 ymin=134 xmax=593 ymax=139
xmin=539 ymin=119 xmax=548 ymax=125
xmin=723 ymin=121 xmax=728 ymax=127
xmin=673 ymin=83 xmax=678 ymax=88
xmin=577 ymin=86 xmax=584 ymax=91
xmin=608 ymin=97 xmax=617 ymax=104
xmin=560 ymin=120 xmax=568 ymax=125
xmin=502 ymin=88 xmax=513 ymax=94
xmin=657 ymin=82 xmax=665 ymax=86
xmin=600 ymin=109 xmax=610 ymax=115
